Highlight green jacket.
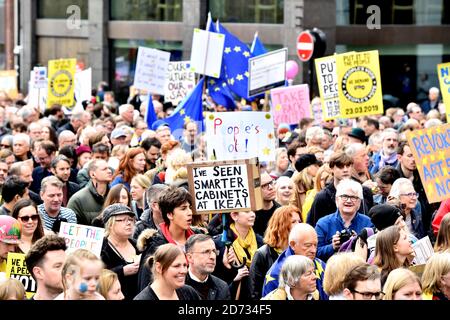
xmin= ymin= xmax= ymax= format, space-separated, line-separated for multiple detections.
xmin=67 ymin=181 xmax=108 ymax=226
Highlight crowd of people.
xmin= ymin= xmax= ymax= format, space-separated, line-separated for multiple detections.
xmin=0 ymin=83 xmax=449 ymax=301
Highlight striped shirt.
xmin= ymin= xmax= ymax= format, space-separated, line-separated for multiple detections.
xmin=37 ymin=204 xmax=77 ymax=231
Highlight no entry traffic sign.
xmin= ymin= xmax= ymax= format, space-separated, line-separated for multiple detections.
xmin=297 ymin=31 xmax=314 ymax=62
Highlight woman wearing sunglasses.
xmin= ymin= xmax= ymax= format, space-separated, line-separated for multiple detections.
xmin=12 ymin=199 xmax=45 ymax=254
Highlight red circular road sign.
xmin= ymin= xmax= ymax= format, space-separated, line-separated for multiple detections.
xmin=297 ymin=31 xmax=314 ymax=62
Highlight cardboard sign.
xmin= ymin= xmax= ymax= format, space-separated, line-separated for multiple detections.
xmin=74 ymin=68 xmax=92 ymax=112
xmin=0 ymin=70 xmax=18 ymax=99
xmin=47 ymin=58 xmax=76 ymax=108
xmin=336 ymin=50 xmax=383 ymax=118
xmin=270 ymin=84 xmax=310 ymax=126
xmin=32 ymin=67 xmax=48 ymax=89
xmin=205 ymin=112 xmax=276 ymax=162
xmin=412 ymin=236 xmax=434 ymax=265
xmin=248 ymin=48 xmax=287 ymax=97
xmin=406 ymin=123 xmax=450 ymax=203
xmin=164 ymin=61 xmax=196 ymax=106
xmin=133 ymin=46 xmax=171 ymax=95
xmin=187 ymin=158 xmax=263 ymax=214
xmin=315 ymin=55 xmax=340 ymax=120
xmin=437 ymin=62 xmax=450 ymax=123
xmin=59 ymin=222 xmax=105 ymax=257
xmin=190 ymin=28 xmax=225 ymax=78
xmin=6 ymin=253 xmax=36 ymax=299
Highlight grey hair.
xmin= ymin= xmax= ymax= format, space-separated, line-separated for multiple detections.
xmin=424 ymin=118 xmax=443 ymax=129
xmin=429 ymin=87 xmax=440 ymax=95
xmin=119 ymin=104 xmax=133 ymax=115
xmin=279 ymin=255 xmax=315 ymax=288
xmin=146 ymin=184 xmax=169 ymax=204
xmin=288 ymin=223 xmax=316 ymax=244
xmin=12 ymin=133 xmax=31 ymax=145
xmin=305 ymin=126 xmax=324 ymax=143
xmin=344 ymin=143 xmax=365 ymax=158
xmin=381 ymin=128 xmax=399 ymax=141
xmin=336 ymin=178 xmax=363 ymax=199
xmin=388 ymin=178 xmax=414 ymax=199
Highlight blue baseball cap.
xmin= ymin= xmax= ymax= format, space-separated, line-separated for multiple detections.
xmin=151 ymin=120 xmax=170 ymax=131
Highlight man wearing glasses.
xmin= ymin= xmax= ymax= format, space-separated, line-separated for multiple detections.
xmin=315 ymin=179 xmax=374 ymax=262
xmin=342 ymin=264 xmax=383 ymax=300
xmin=185 ymin=234 xmax=230 ymax=300
xmin=253 ymin=172 xmax=281 ymax=237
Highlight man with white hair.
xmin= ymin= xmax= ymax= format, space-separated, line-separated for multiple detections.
xmin=305 ymin=126 xmax=324 ymax=148
xmin=28 ymin=122 xmax=43 ymax=142
xmin=315 ymin=178 xmax=374 ymax=262
xmin=13 ymin=133 xmax=32 ymax=161
xmin=421 ymin=87 xmax=440 ymax=114
xmin=58 ymin=130 xmax=77 ymax=149
xmin=345 ymin=143 xmax=371 ymax=183
xmin=119 ymin=104 xmax=135 ymax=126
xmin=369 ymin=128 xmax=399 ymax=175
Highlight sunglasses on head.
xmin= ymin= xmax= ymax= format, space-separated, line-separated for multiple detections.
xmin=19 ymin=215 xmax=40 ymax=222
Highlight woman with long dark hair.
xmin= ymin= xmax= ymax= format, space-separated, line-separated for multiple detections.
xmin=12 ymin=199 xmax=45 ymax=254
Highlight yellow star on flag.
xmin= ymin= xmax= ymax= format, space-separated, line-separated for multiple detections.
xmin=265 ymin=274 xmax=275 ymax=283
xmin=430 ymin=154 xmax=436 ymax=161
xmin=262 ymin=147 xmax=271 ymax=155
xmin=244 ymin=71 xmax=249 ymax=77
xmin=214 ymin=87 xmax=220 ymax=92
xmin=243 ymin=51 xmax=250 ymax=57
xmin=436 ymin=178 xmax=441 ymax=184
xmin=236 ymin=74 xmax=243 ymax=81
xmin=222 ymin=82 xmax=227 ymax=87
xmin=422 ymin=157 xmax=428 ymax=165
xmin=436 ymin=126 xmax=442 ymax=133
xmin=229 ymin=78 xmax=235 ymax=85
xmin=275 ymin=104 xmax=282 ymax=111
xmin=438 ymin=151 xmax=445 ymax=161
xmin=209 ymin=79 xmax=215 ymax=85
xmin=233 ymin=46 xmax=241 ymax=52
xmin=183 ymin=116 xmax=191 ymax=124
xmin=224 ymin=47 xmax=231 ymax=54
xmin=180 ymin=109 xmax=185 ymax=115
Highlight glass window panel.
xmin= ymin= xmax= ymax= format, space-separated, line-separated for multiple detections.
xmin=38 ymin=0 xmax=88 ymax=19
xmin=110 ymin=0 xmax=182 ymax=21
xmin=210 ymin=0 xmax=284 ymax=24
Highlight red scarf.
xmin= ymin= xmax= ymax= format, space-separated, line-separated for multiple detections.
xmin=159 ymin=222 xmax=195 ymax=244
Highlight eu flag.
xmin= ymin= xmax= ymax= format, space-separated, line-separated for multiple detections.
xmin=145 ymin=96 xmax=158 ymax=130
xmin=164 ymin=78 xmax=205 ymax=140
xmin=206 ymin=19 xmax=236 ymax=110
xmin=216 ymin=21 xmax=253 ymax=100
xmin=250 ymin=32 xmax=267 ymax=56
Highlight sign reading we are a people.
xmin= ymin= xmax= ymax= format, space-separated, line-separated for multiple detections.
xmin=407 ymin=123 xmax=450 ymax=203
xmin=336 ymin=50 xmax=383 ymax=118
xmin=187 ymin=158 xmax=263 ymax=214
xmin=6 ymin=253 xmax=36 ymax=299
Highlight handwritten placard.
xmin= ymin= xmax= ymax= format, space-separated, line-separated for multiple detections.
xmin=205 ymin=112 xmax=276 ymax=162
xmin=407 ymin=123 xmax=450 ymax=203
xmin=59 ymin=222 xmax=105 ymax=257
xmin=164 ymin=61 xmax=196 ymax=106
xmin=6 ymin=252 xmax=36 ymax=299
xmin=315 ymin=55 xmax=340 ymax=120
xmin=134 ymin=46 xmax=170 ymax=95
xmin=270 ymin=84 xmax=310 ymax=126
xmin=437 ymin=62 xmax=450 ymax=123
xmin=187 ymin=158 xmax=263 ymax=214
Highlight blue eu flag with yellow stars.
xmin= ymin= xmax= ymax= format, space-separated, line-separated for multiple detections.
xmin=215 ymin=21 xmax=253 ymax=100
xmin=250 ymin=32 xmax=267 ymax=56
xmin=206 ymin=20 xmax=236 ymax=110
xmin=164 ymin=78 xmax=205 ymax=140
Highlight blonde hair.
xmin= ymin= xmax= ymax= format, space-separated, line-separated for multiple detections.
xmin=97 ymin=269 xmax=119 ymax=300
xmin=131 ymin=174 xmax=151 ymax=190
xmin=421 ymin=252 xmax=450 ymax=296
xmin=111 ymin=144 xmax=129 ymax=157
xmin=0 ymin=278 xmax=26 ymax=300
xmin=165 ymin=148 xmax=191 ymax=183
xmin=323 ymin=252 xmax=365 ymax=296
xmin=382 ymin=268 xmax=421 ymax=300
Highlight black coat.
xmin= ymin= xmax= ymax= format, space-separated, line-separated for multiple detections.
xmin=249 ymin=244 xmax=280 ymax=300
xmin=185 ymin=273 xmax=231 ymax=300
xmin=134 ymin=284 xmax=200 ymax=300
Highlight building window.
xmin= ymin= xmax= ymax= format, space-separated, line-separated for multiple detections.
xmin=337 ymin=0 xmax=450 ymax=25
xmin=209 ymin=0 xmax=284 ymax=24
xmin=38 ymin=0 xmax=88 ymax=19
xmin=110 ymin=0 xmax=183 ymax=21
xmin=112 ymin=39 xmax=183 ymax=103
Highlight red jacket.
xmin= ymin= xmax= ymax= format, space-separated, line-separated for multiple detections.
xmin=432 ymin=198 xmax=450 ymax=236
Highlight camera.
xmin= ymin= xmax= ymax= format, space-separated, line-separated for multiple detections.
xmin=339 ymin=229 xmax=352 ymax=244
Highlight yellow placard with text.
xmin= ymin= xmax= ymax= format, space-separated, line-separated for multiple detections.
xmin=406 ymin=123 xmax=450 ymax=204
xmin=5 ymin=252 xmax=37 ymax=299
xmin=47 ymin=58 xmax=76 ymax=108
xmin=0 ymin=70 xmax=18 ymax=99
xmin=437 ymin=62 xmax=450 ymax=123
xmin=336 ymin=50 xmax=383 ymax=118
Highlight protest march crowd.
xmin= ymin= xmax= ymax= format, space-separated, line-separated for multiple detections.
xmin=1 ymin=22 xmax=450 ymax=302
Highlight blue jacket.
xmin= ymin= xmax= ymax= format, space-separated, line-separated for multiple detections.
xmin=110 ymin=174 xmax=130 ymax=191
xmin=315 ymin=210 xmax=374 ymax=262
xmin=369 ymin=151 xmax=399 ymax=175
xmin=262 ymin=246 xmax=328 ymax=300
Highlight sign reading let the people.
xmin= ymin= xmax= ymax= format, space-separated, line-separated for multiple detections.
xmin=59 ymin=222 xmax=105 ymax=257
xmin=407 ymin=123 xmax=450 ymax=203
xmin=187 ymin=158 xmax=263 ymax=214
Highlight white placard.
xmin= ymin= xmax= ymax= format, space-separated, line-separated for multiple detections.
xmin=164 ymin=61 xmax=196 ymax=106
xmin=192 ymin=164 xmax=250 ymax=212
xmin=190 ymin=29 xmax=225 ymax=78
xmin=205 ymin=111 xmax=276 ymax=162
xmin=59 ymin=222 xmax=105 ymax=258
xmin=315 ymin=55 xmax=340 ymax=120
xmin=248 ymin=48 xmax=287 ymax=97
xmin=32 ymin=67 xmax=48 ymax=89
xmin=412 ymin=236 xmax=434 ymax=265
xmin=74 ymin=68 xmax=92 ymax=112
xmin=134 ymin=46 xmax=171 ymax=95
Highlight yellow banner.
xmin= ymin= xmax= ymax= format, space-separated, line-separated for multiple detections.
xmin=315 ymin=55 xmax=340 ymax=120
xmin=336 ymin=50 xmax=383 ymax=118
xmin=0 ymin=70 xmax=18 ymax=99
xmin=47 ymin=58 xmax=76 ymax=108
xmin=437 ymin=62 xmax=450 ymax=123
xmin=5 ymin=252 xmax=37 ymax=299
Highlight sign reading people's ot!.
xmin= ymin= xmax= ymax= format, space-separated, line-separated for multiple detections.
xmin=205 ymin=112 xmax=276 ymax=162
xmin=187 ymin=158 xmax=263 ymax=214
xmin=270 ymin=84 xmax=310 ymax=126
xmin=6 ymin=253 xmax=36 ymax=299
xmin=406 ymin=123 xmax=450 ymax=203
xmin=59 ymin=222 xmax=105 ymax=257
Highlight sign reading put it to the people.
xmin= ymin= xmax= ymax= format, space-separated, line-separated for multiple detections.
xmin=336 ymin=50 xmax=383 ymax=118
xmin=187 ymin=158 xmax=263 ymax=214
xmin=58 ymin=222 xmax=105 ymax=258
xmin=315 ymin=55 xmax=340 ymax=120
xmin=47 ymin=58 xmax=76 ymax=108
xmin=406 ymin=123 xmax=450 ymax=203
xmin=6 ymin=252 xmax=36 ymax=299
